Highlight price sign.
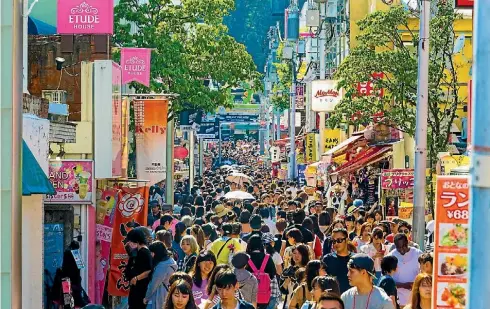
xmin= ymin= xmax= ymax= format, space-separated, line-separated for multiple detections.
xmin=96 ymin=224 xmax=113 ymax=242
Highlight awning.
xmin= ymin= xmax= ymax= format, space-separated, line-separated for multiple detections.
xmin=28 ymin=16 xmax=57 ymax=35
xmin=332 ymin=146 xmax=392 ymax=175
xmin=22 ymin=140 xmax=56 ymax=196
xmin=323 ymin=135 xmax=362 ymax=156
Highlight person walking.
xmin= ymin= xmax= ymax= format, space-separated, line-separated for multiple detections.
xmin=403 ymin=273 xmax=432 ymax=309
xmin=322 ymin=228 xmax=353 ymax=294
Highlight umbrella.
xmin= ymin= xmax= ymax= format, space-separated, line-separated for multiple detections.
xmin=224 ymin=191 xmax=255 ymax=200
xmin=226 ymin=172 xmax=253 ymax=186
xmin=220 ymin=165 xmax=232 ymax=170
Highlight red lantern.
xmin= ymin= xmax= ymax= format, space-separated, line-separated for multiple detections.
xmin=174 ymin=146 xmax=189 ymax=160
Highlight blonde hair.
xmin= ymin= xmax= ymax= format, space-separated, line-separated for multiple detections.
xmin=180 ymin=235 xmax=199 ymax=255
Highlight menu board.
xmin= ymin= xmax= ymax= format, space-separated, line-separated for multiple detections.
xmin=433 ymin=176 xmax=469 ymax=309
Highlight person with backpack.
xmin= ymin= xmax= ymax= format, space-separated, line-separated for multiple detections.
xmin=143 ymin=241 xmax=177 ymax=309
xmin=231 ymin=253 xmax=258 ymax=307
xmin=210 ymin=223 xmax=242 ymax=265
xmin=244 ymin=235 xmax=277 ymax=309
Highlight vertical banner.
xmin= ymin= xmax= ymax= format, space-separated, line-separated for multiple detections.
xmin=134 ymin=100 xmax=168 ymax=185
xmin=297 ymin=164 xmax=306 ymax=185
xmin=121 ymin=48 xmax=151 ymax=87
xmin=305 ymin=133 xmax=317 ymax=163
xmin=433 ymin=176 xmax=469 ymax=309
xmin=121 ymin=98 xmax=130 ymax=178
xmin=108 ymin=186 xmax=149 ymax=296
xmin=323 ymin=129 xmax=341 ymax=152
xmin=112 ymin=63 xmax=123 ymax=177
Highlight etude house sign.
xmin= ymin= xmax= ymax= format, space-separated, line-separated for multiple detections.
xmin=121 ymin=48 xmax=152 ymax=87
xmin=57 ymin=0 xmax=114 ymax=34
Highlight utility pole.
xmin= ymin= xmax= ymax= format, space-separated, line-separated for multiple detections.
xmin=412 ymin=0 xmax=430 ymax=248
xmin=318 ymin=1 xmax=327 ymax=155
xmin=289 ymin=57 xmax=297 ymax=180
xmin=188 ymin=130 xmax=194 ymax=188
xmin=468 ymin=1 xmax=490 ymax=307
xmin=165 ymin=118 xmax=174 ymax=205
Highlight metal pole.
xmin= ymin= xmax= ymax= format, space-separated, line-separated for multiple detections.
xmin=469 ymin=1 xmax=490 ymax=307
xmin=289 ymin=58 xmax=297 ymax=180
xmin=23 ymin=0 xmax=29 ymax=93
xmin=165 ymin=118 xmax=174 ymax=205
xmin=318 ymin=1 xmax=327 ymax=155
xmin=13 ymin=0 xmax=24 ymax=306
xmin=276 ymin=110 xmax=281 ymax=140
xmin=199 ymin=138 xmax=204 ymax=176
xmin=189 ymin=130 xmax=194 ymax=188
xmin=218 ymin=123 xmax=222 ymax=164
xmin=412 ymin=0 xmax=430 ymax=248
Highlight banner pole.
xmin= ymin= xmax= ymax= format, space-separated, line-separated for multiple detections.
xmin=165 ymin=118 xmax=174 ymax=205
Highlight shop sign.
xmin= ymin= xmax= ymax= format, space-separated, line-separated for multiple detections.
xmin=296 ymin=84 xmax=305 ymax=110
xmin=218 ymin=114 xmax=258 ymax=123
xmin=433 ymin=176 xmax=469 ymax=309
xmin=197 ymin=122 xmax=217 ymax=139
xmin=121 ymin=48 xmax=151 ymax=87
xmin=381 ymin=169 xmax=415 ymax=189
xmin=456 ymin=0 xmax=473 ymax=7
xmin=57 ymin=0 xmax=114 ymax=34
xmin=311 ymin=80 xmax=342 ymax=112
xmin=323 ymin=129 xmax=341 ymax=152
xmin=297 ymin=164 xmax=306 ymax=184
xmin=306 ymin=133 xmax=317 ymax=163
xmin=270 ymin=146 xmax=280 ymax=163
xmin=45 ymin=160 xmax=93 ymax=204
xmin=356 ymin=72 xmax=384 ymax=97
xmin=112 ymin=63 xmax=122 ymax=177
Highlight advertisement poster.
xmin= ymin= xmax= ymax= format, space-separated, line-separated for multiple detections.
xmin=108 ymin=186 xmax=149 ymax=296
xmin=381 ymin=169 xmax=415 ymax=189
xmin=297 ymin=164 xmax=306 ymax=185
xmin=134 ymin=100 xmax=168 ymax=185
xmin=306 ymin=133 xmax=317 ymax=163
xmin=121 ymin=48 xmax=151 ymax=87
xmin=323 ymin=129 xmax=341 ymax=152
xmin=57 ymin=0 xmax=114 ymax=34
xmin=381 ymin=169 xmax=414 ymax=219
xmin=433 ymin=176 xmax=469 ymax=309
xmin=45 ymin=160 xmax=93 ymax=204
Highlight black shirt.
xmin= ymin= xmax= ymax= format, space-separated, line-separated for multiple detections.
xmin=246 ymin=251 xmax=277 ymax=279
xmin=241 ymin=231 xmax=262 ymax=244
xmin=378 ymin=275 xmax=398 ymax=308
xmin=126 ymin=247 xmax=153 ymax=308
xmin=322 ymin=252 xmax=352 ymax=294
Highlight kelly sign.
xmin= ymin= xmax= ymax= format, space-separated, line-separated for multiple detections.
xmin=311 ymin=80 xmax=342 ymax=112
xmin=57 ymin=0 xmax=114 ymax=34
xmin=121 ymin=48 xmax=151 ymax=87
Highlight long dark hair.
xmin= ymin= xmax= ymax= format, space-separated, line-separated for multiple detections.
xmin=163 ymin=280 xmax=197 ymax=309
xmin=291 ymin=244 xmax=310 ymax=267
xmin=148 ymin=241 xmax=170 ymax=280
xmin=174 ymin=222 xmax=187 ymax=243
xmin=206 ymin=264 xmax=231 ymax=295
xmin=192 ymin=251 xmax=217 ymax=288
xmin=246 ymin=235 xmax=264 ymax=254
xmin=324 ymin=219 xmax=347 ymax=237
xmin=305 ymin=260 xmax=327 ymax=290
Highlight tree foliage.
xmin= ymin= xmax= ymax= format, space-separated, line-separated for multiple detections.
xmin=113 ymin=0 xmax=261 ymax=115
xmin=329 ymin=1 xmax=464 ymax=159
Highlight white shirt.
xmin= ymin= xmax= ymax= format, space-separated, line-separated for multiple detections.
xmin=360 ymin=243 xmax=388 ymax=272
xmin=386 ymin=247 xmax=423 ymax=306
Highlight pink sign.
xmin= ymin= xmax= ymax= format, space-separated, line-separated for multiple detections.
xmin=45 ymin=160 xmax=93 ymax=204
xmin=121 ymin=48 xmax=151 ymax=87
xmin=57 ymin=0 xmax=114 ymax=34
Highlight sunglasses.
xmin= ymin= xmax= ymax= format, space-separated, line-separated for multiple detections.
xmin=332 ymin=238 xmax=347 ymax=244
xmin=399 ymin=229 xmax=410 ymax=234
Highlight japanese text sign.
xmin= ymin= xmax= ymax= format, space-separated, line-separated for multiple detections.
xmin=306 ymin=133 xmax=317 ymax=163
xmin=356 ymin=72 xmax=384 ymax=97
xmin=45 ymin=160 xmax=93 ymax=204
xmin=296 ymin=84 xmax=305 ymax=110
xmin=121 ymin=48 xmax=151 ymax=87
xmin=311 ymin=80 xmax=342 ymax=112
xmin=433 ymin=176 xmax=469 ymax=309
xmin=57 ymin=0 xmax=114 ymax=34
xmin=381 ymin=169 xmax=415 ymax=190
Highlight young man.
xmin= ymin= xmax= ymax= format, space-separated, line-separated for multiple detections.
xmin=385 ymin=233 xmax=422 ymax=307
xmin=378 ymin=255 xmax=399 ymax=309
xmin=418 ymin=252 xmax=433 ymax=275
xmin=319 ymin=293 xmax=345 ymax=309
xmin=387 ymin=221 xmax=420 ymax=252
xmin=322 ymin=228 xmax=353 ymax=294
xmin=231 ymin=253 xmax=258 ymax=308
xmin=212 ymin=269 xmax=255 ymax=309
xmin=341 ymin=254 xmax=394 ymax=309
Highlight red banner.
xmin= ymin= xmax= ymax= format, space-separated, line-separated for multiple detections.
xmin=381 ymin=169 xmax=415 ymax=190
xmin=107 ymin=186 xmax=149 ymax=296
xmin=433 ymin=176 xmax=469 ymax=309
xmin=456 ymin=0 xmax=473 ymax=7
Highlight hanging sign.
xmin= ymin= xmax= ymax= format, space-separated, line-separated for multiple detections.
xmin=433 ymin=176 xmax=469 ymax=309
xmin=45 ymin=160 xmax=93 ymax=204
xmin=456 ymin=0 xmax=473 ymax=7
xmin=134 ymin=100 xmax=168 ymax=185
xmin=296 ymin=84 xmax=305 ymax=110
xmin=323 ymin=129 xmax=341 ymax=152
xmin=381 ymin=169 xmax=415 ymax=190
xmin=311 ymin=80 xmax=342 ymax=112
xmin=305 ymin=133 xmax=317 ymax=163
xmin=108 ymin=186 xmax=149 ymax=297
xmin=57 ymin=0 xmax=114 ymax=34
xmin=71 ymin=249 xmax=85 ymax=269
xmin=270 ymin=146 xmax=280 ymax=163
xmin=121 ymin=48 xmax=151 ymax=87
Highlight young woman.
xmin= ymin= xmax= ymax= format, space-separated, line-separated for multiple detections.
xmin=144 ymin=241 xmax=178 ymax=309
xmin=352 ymin=223 xmax=372 ymax=249
xmin=303 ymin=217 xmax=323 ymax=259
xmin=288 ymin=260 xmax=327 ymax=309
xmin=301 ymin=276 xmax=341 ymax=309
xmin=281 ymin=245 xmax=311 ymax=309
xmin=163 ymin=280 xmax=198 ymax=309
xmin=174 ymin=222 xmax=187 ymax=263
xmin=188 ymin=225 xmax=206 ymax=250
xmin=404 ymin=273 xmax=432 ymax=309
xmin=262 ymin=232 xmax=283 ymax=275
xmin=360 ymin=227 xmax=388 ymax=282
xmin=203 ymin=265 xmax=234 ymax=309
xmin=191 ymin=251 xmax=217 ymax=306
xmin=178 ymin=235 xmax=199 ymax=273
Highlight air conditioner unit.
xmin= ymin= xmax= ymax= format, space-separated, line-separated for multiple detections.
xmin=306 ymin=9 xmax=320 ymax=27
xmin=42 ymin=90 xmax=68 ymax=104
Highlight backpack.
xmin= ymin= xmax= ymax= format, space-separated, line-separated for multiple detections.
xmin=248 ymin=254 xmax=272 ymax=304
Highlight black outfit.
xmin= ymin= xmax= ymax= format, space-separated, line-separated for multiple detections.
xmin=246 ymin=251 xmax=277 ymax=279
xmin=348 ymin=231 xmax=357 ymax=241
xmin=147 ymin=211 xmax=161 ymax=227
xmin=274 ymin=233 xmax=283 ymax=253
xmin=322 ymin=236 xmax=334 ymax=256
xmin=283 ymin=224 xmax=314 ymax=244
xmin=241 ymin=230 xmax=263 ymax=243
xmin=322 ymin=252 xmax=353 ymax=294
xmin=178 ymin=253 xmax=197 ymax=273
xmin=378 ymin=275 xmax=399 ymax=309
xmin=126 ymin=247 xmax=153 ymax=309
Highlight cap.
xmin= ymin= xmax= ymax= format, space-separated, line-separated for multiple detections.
xmin=149 ymin=200 xmax=160 ymax=208
xmin=222 ymin=223 xmax=233 ymax=235
xmin=262 ymin=232 xmax=276 ymax=244
xmin=348 ymin=253 xmax=376 ymax=278
xmin=214 ymin=204 xmax=232 ymax=218
xmin=232 ymin=252 xmax=250 ymax=269
xmin=249 ymin=214 xmax=262 ymax=230
xmin=353 ymin=199 xmax=364 ymax=207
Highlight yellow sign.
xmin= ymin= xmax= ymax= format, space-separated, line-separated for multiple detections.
xmin=306 ymin=133 xmax=317 ymax=163
xmin=438 ymin=155 xmax=470 ymax=175
xmin=323 ymin=129 xmax=341 ymax=152
xmin=399 ymin=202 xmax=414 ymax=220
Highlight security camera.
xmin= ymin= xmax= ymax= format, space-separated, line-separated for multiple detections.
xmin=55 ymin=57 xmax=65 ymax=71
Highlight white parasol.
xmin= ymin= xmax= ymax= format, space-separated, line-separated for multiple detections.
xmin=224 ymin=191 xmax=256 ymax=200
xmin=225 ymin=172 xmax=253 ymax=186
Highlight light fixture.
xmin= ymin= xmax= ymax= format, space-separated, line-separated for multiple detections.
xmin=55 ymin=57 xmax=66 ymax=71
xmin=57 ymin=143 xmax=66 ymax=159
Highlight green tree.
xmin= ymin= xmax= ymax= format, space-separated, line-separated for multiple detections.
xmin=328 ymin=1 xmax=465 ymax=214
xmin=113 ymin=0 xmax=261 ymax=116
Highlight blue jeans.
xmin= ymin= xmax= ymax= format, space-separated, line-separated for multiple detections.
xmin=266 ymin=297 xmax=279 ymax=309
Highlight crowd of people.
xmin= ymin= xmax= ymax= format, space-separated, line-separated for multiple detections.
xmin=123 ymin=141 xmax=434 ymax=309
